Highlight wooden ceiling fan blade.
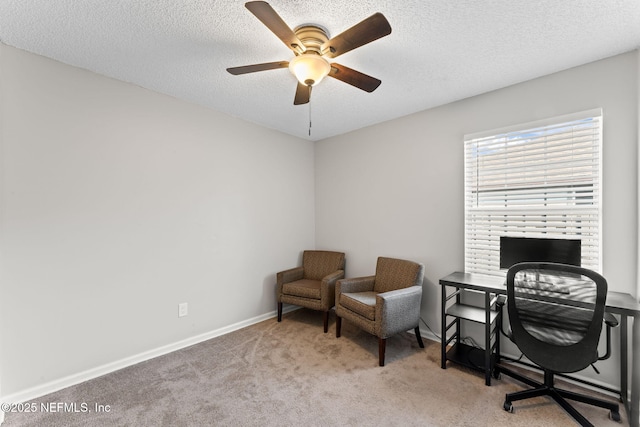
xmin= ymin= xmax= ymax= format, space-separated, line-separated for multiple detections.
xmin=227 ymin=61 xmax=289 ymax=75
xmin=322 ymin=13 xmax=391 ymax=59
xmin=293 ymin=82 xmax=311 ymax=105
xmin=245 ymin=1 xmax=305 ymax=53
xmin=328 ymin=63 xmax=381 ymax=92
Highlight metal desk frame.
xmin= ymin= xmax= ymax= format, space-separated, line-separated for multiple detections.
xmin=440 ymin=271 xmax=640 ymax=427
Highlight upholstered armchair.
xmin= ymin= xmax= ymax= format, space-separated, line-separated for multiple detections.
xmin=277 ymin=250 xmax=346 ymax=333
xmin=335 ymin=257 xmax=425 ymax=366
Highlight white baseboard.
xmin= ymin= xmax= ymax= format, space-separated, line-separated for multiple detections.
xmin=415 ymin=328 xmax=439 ymax=344
xmin=1 ymin=306 xmax=298 ymax=405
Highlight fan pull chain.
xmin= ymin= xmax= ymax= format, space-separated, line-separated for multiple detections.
xmin=307 ymin=85 xmax=313 ymax=136
xmin=308 ymin=100 xmax=312 ymax=136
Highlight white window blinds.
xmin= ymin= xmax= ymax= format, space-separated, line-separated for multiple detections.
xmin=464 ymin=109 xmax=602 ymax=276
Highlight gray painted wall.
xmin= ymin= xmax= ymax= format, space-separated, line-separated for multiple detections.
xmin=315 ymin=50 xmax=639 ymax=388
xmin=0 ymin=44 xmax=316 ymax=396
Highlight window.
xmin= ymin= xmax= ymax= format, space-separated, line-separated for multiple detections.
xmin=464 ymin=109 xmax=602 ymax=276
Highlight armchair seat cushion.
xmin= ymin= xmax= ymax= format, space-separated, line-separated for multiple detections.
xmin=282 ymin=279 xmax=321 ymax=299
xmin=340 ymin=291 xmax=378 ymax=321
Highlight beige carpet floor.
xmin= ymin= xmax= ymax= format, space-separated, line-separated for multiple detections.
xmin=3 ymin=309 xmax=627 ymax=426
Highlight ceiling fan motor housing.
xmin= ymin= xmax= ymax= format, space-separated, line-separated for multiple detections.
xmin=293 ymin=24 xmax=330 ymax=54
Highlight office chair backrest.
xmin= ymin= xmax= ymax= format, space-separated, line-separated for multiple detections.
xmin=506 ymin=262 xmax=607 ymax=374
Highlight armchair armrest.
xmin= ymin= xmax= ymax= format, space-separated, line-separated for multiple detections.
xmin=336 ymin=276 xmax=376 ymax=295
xmin=320 ymin=270 xmax=345 ymax=309
xmin=277 ymin=266 xmax=304 ymax=285
xmin=277 ymin=266 xmax=304 ymax=296
xmin=377 ymin=285 xmax=423 ymax=338
xmin=322 ymin=270 xmax=345 ymax=284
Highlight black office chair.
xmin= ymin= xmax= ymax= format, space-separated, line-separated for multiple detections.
xmin=500 ymin=262 xmax=620 ymax=426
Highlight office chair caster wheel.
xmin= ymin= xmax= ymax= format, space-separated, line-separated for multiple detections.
xmin=609 ymin=410 xmax=621 ymax=422
xmin=503 ymin=401 xmax=513 ymax=413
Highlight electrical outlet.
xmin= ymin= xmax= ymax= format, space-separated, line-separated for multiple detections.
xmin=178 ymin=303 xmax=188 ymax=317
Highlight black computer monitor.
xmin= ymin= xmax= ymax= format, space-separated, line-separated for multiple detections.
xmin=499 ymin=236 xmax=581 ymax=269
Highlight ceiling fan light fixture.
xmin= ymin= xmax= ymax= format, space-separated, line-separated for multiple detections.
xmin=229 ymin=3 xmax=392 ymax=106
xmin=288 ymin=53 xmax=330 ymax=86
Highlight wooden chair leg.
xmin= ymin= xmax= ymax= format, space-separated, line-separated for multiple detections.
xmin=277 ymin=302 xmax=282 ymax=322
xmin=415 ymin=326 xmax=425 ymax=348
xmin=336 ymin=316 xmax=342 ymax=338
xmin=323 ymin=311 xmax=329 ymax=333
xmin=379 ymin=338 xmax=386 ymax=366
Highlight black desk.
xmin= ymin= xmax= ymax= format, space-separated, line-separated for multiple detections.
xmin=439 ymin=271 xmax=640 ymax=427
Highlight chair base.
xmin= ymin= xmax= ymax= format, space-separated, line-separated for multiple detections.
xmin=502 ymin=368 xmax=620 ymax=427
xmin=336 ymin=316 xmax=424 ymax=366
xmin=277 ymin=302 xmax=330 ymax=333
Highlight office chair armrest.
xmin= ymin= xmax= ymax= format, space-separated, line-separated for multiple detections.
xmin=377 ymin=286 xmax=423 ymax=338
xmin=336 ymin=276 xmax=376 ymax=295
xmin=604 ymin=312 xmax=618 ymax=328
xmin=496 ymin=295 xmax=507 ymax=308
xmin=598 ymin=312 xmax=619 ymax=361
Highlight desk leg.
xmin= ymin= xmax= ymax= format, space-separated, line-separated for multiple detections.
xmin=441 ymin=285 xmax=447 ymax=369
xmin=631 ymin=314 xmax=639 ymax=427
xmin=484 ymin=291 xmax=491 ymax=386
xmin=496 ymin=307 xmax=501 ymax=365
xmin=621 ymin=316 xmax=628 ymax=407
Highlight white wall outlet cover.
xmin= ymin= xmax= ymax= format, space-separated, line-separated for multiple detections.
xmin=178 ymin=303 xmax=188 ymax=317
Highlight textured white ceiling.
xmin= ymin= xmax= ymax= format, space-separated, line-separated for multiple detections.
xmin=1 ymin=0 xmax=640 ymax=141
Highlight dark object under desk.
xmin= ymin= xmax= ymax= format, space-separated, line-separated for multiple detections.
xmin=439 ymin=271 xmax=640 ymax=427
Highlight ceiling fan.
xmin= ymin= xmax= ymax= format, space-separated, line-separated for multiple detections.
xmin=227 ymin=1 xmax=392 ymax=105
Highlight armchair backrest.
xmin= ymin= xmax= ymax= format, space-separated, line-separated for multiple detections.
xmin=373 ymin=257 xmax=424 ymax=293
xmin=302 ymin=250 xmax=346 ymax=280
xmin=506 ymin=262 xmax=607 ymax=374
